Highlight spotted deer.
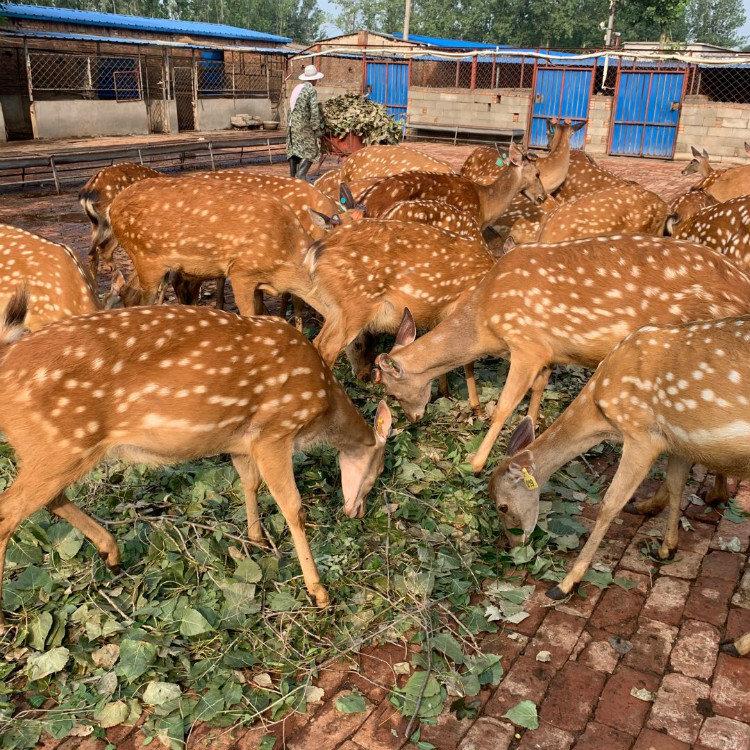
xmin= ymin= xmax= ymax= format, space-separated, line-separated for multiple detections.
xmin=488 ymin=317 xmax=750 ymax=629
xmin=374 ymin=236 xmax=750 ymax=473
xmin=381 ymin=199 xmax=483 ymax=239
xmin=338 ymin=144 xmax=454 ymax=183
xmin=683 ymin=143 xmax=750 ymax=202
xmin=0 ymin=224 xmax=122 ymax=329
xmin=108 ymin=178 xmax=326 ymax=317
xmin=307 ymin=219 xmax=495 ymax=411
xmin=461 ymin=119 xmax=583 ymax=193
xmin=554 ymin=151 xmax=627 ymax=202
xmin=0 ymin=297 xmax=392 ymax=623
xmin=530 ymin=184 xmax=668 ymax=243
xmin=358 ymin=144 xmax=546 ymax=229
xmin=666 ymin=187 xmax=719 ymax=232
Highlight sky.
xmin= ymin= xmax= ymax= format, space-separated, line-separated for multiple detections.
xmin=319 ymin=0 xmax=750 ymax=44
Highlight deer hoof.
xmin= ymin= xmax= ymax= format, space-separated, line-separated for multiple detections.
xmin=546 ymin=585 xmax=567 ymax=601
xmin=468 ymin=453 xmax=484 ymax=474
xmin=657 ymin=545 xmax=677 ymax=562
xmin=720 ymin=640 xmax=740 ymax=657
xmin=311 ymin=584 xmax=330 ymax=608
xmin=471 ymin=405 xmax=484 ymax=419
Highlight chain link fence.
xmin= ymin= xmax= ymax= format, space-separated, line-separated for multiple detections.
xmin=197 ymin=55 xmax=284 ymax=101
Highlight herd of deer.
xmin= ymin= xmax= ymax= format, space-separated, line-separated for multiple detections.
xmin=1 ymin=119 xmax=749 ymax=660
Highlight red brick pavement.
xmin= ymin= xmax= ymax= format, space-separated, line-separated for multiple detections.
xmin=5 ymin=143 xmax=747 ymax=749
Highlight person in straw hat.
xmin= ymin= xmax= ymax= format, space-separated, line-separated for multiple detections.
xmin=287 ymin=64 xmax=324 ymax=180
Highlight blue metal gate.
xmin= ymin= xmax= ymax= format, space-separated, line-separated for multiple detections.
xmin=609 ymin=63 xmax=687 ymax=158
xmin=528 ymin=62 xmax=594 ymax=149
xmin=366 ymin=61 xmax=409 ymax=123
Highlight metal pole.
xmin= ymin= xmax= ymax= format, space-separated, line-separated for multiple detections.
xmin=604 ymin=0 xmax=616 ymax=48
xmin=23 ymin=39 xmax=39 ymax=139
xmin=403 ymin=0 xmax=412 ymax=40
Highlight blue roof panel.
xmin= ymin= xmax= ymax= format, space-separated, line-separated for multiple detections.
xmin=391 ymin=32 xmax=501 ymax=50
xmin=3 ymin=3 xmax=291 ymax=44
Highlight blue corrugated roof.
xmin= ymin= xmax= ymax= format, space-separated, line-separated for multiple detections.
xmin=391 ymin=32 xmax=502 ymax=50
xmin=2 ymin=3 xmax=291 ymax=44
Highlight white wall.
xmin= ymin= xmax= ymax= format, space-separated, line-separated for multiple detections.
xmin=33 ymin=99 xmax=149 ymax=139
xmin=0 ymin=105 xmax=6 ymax=142
xmin=196 ymin=97 xmax=273 ymax=131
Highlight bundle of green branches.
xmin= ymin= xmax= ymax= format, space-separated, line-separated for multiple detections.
xmin=321 ymin=93 xmax=402 ymax=145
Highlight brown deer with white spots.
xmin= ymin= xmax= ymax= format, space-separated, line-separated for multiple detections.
xmin=109 ymin=178 xmax=326 ymax=317
xmin=358 ymin=144 xmax=546 ymax=229
xmin=488 ymin=317 xmax=750 ymax=628
xmin=683 ymin=143 xmax=750 ymax=202
xmin=671 ymin=195 xmax=750 ymax=270
xmin=374 ymin=236 xmax=750 ymax=473
xmin=554 ymin=150 xmax=627 ymax=202
xmin=530 ymin=183 xmax=668 ymax=243
xmin=79 ymin=162 xmax=161 ymax=279
xmin=461 ymin=119 xmax=583 ymax=193
xmin=0 ymin=224 xmax=123 ymax=329
xmin=0 ymin=298 xmax=392 ymax=623
xmin=307 ymin=219 xmax=495 ymax=411
xmin=381 ymin=200 xmax=483 ymax=239
xmin=339 ymin=144 xmax=454 ymax=183
xmin=666 ymin=187 xmax=719 ymax=232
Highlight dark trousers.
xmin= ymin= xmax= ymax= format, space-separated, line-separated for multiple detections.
xmin=289 ymin=156 xmax=313 ymax=180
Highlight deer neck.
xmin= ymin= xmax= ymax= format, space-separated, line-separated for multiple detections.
xmin=476 ymin=169 xmax=524 ymax=228
xmin=325 ymin=382 xmax=376 ymax=454
xmin=542 ymin=133 xmax=572 ymax=192
xmin=699 ymin=162 xmax=714 ymax=180
xmin=395 ymin=303 xmax=485 ymax=383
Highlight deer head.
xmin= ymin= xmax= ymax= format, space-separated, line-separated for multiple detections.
xmin=374 ymin=308 xmax=431 ymax=422
xmin=345 ymin=332 xmax=379 ymax=382
xmin=307 ymin=183 xmax=367 ymax=235
xmin=683 ymin=146 xmax=711 ymax=176
xmin=339 ymin=400 xmax=392 ymax=517
xmin=487 ymin=417 xmax=541 ymax=546
xmin=510 ymin=143 xmax=547 ymax=206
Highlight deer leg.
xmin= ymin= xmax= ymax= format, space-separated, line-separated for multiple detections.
xmin=438 ymin=374 xmax=450 ymax=398
xmin=703 ymin=473 xmax=729 ymax=505
xmin=721 ymin=631 xmax=750 ymax=657
xmin=314 ymin=313 xmax=361 ymax=369
xmin=215 ymin=276 xmax=227 ymax=310
xmin=465 ymin=362 xmax=481 ymax=415
xmin=228 ymin=273 xmax=262 ymax=317
xmin=469 ymin=351 xmax=551 ymax=474
xmin=526 ymin=366 xmax=552 ymax=425
xmin=292 ymin=296 xmax=304 ymax=331
xmin=231 ymin=454 xmax=263 ymax=544
xmin=252 ymin=440 xmax=329 ymax=607
xmin=657 ymin=456 xmax=691 ymax=560
xmin=624 ymin=480 xmax=670 ymax=516
xmin=48 ymin=494 xmax=120 ymax=568
xmin=549 ymin=438 xmax=660 ymax=599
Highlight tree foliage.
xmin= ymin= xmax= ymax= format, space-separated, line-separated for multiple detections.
xmin=680 ymin=0 xmax=747 ymax=48
xmin=17 ymin=0 xmax=324 ymax=43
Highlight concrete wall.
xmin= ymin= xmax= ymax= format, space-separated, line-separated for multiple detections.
xmin=675 ymin=95 xmax=750 ymax=162
xmin=196 ymin=97 xmax=273 ymax=131
xmin=585 ymin=95 xmax=613 ymax=155
xmin=33 ymin=99 xmax=149 ymax=139
xmin=0 ymin=94 xmax=32 ymax=139
xmin=407 ymin=86 xmax=531 ymax=134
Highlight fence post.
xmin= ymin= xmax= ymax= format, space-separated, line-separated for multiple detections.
xmin=361 ymin=52 xmax=367 ymax=94
xmin=491 ymin=54 xmax=496 ymax=89
xmin=162 ymin=48 xmax=170 ymax=134
xmin=454 ymin=60 xmax=460 ymax=87
xmin=23 ymin=39 xmax=39 ymax=140
xmin=470 ymin=54 xmax=477 ymax=90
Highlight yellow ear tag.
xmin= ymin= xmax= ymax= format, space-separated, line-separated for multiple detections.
xmin=521 ymin=468 xmax=539 ymax=490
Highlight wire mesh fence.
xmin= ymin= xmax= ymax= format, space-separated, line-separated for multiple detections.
xmin=197 ymin=56 xmax=285 ymax=100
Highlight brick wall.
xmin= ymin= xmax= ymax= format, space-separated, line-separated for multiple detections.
xmin=675 ymin=95 xmax=750 ymax=162
xmin=407 ymin=87 xmax=531 ymax=133
xmin=585 ymin=95 xmax=613 ymax=155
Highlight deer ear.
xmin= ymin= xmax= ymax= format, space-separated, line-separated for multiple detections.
xmin=507 ymin=416 xmax=535 ymax=455
xmin=745 ymin=142 xmax=750 ymax=155
xmin=508 ymin=142 xmax=523 ymax=167
xmin=702 ymin=148 xmax=709 ymax=158
xmin=373 ymin=400 xmax=392 ymax=442
xmin=308 ymin=208 xmax=337 ymax=230
xmin=691 ymin=145 xmax=701 ymax=158
xmin=339 ymin=183 xmax=355 ymax=209
xmin=394 ymin=307 xmax=417 ymax=347
xmin=503 ymin=235 xmax=517 ymax=253
xmin=375 ymin=353 xmax=403 ymax=378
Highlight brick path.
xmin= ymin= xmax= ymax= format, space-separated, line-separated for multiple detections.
xmin=3 ymin=143 xmax=747 ymax=750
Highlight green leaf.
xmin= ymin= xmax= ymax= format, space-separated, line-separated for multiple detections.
xmin=180 ymin=608 xmax=214 ymax=637
xmin=503 ymin=700 xmax=539 ymax=729
xmin=510 ymin=545 xmax=536 ymax=565
xmin=24 ymin=646 xmax=69 ymax=681
xmin=335 ymin=691 xmax=367 ymax=714
xmin=143 ymin=681 xmax=182 ymax=706
xmin=258 ymin=736 xmax=276 ymax=750
xmin=193 ymin=688 xmax=225 ymax=722
xmin=431 ymin=633 xmax=464 ymax=664
xmin=267 ymin=590 xmax=300 ymax=612
xmin=583 ymin=569 xmax=614 ymax=589
xmin=48 ymin=524 xmax=85 ymax=560
xmin=234 ymin=558 xmax=263 ymax=583
xmin=95 ymin=700 xmax=129 ymax=729
xmin=28 ymin=611 xmax=53 ymax=651
xmin=115 ymin=639 xmax=157 ymax=682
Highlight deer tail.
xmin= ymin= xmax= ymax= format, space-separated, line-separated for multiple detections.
xmin=0 ymin=289 xmax=29 ymax=348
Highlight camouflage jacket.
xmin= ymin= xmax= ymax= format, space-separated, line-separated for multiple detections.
xmin=287 ymin=83 xmax=324 ymax=161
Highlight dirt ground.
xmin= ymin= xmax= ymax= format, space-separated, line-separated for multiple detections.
xmin=1 ymin=143 xmax=748 ymax=750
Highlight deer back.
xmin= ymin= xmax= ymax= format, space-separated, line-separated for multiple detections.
xmin=702 ymin=163 xmax=750 ymax=203
xmin=667 ymin=188 xmax=719 ymax=233
xmin=460 ymin=146 xmax=504 ymax=186
xmin=359 ymin=172 xmax=483 ymax=221
xmin=79 ymin=163 xmax=161 ymax=220
xmin=555 ymin=151 xmax=627 ymax=201
xmin=0 ymin=224 xmax=98 ymax=330
xmin=314 ymin=168 xmax=343 ymax=201
xmin=110 ymin=178 xmax=312 ymax=285
xmin=307 ymin=219 xmax=494 ymax=329
xmin=382 ymin=199 xmax=483 ymax=239
xmin=339 ymin=145 xmax=454 ymax=182
xmin=472 ymin=236 xmax=750 ymax=366
xmin=672 ymin=195 xmax=750 ymax=270
xmin=536 ymin=184 xmax=668 ymax=243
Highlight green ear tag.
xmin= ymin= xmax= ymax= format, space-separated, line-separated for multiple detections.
xmin=496 ymin=157 xmax=507 ymax=167
xmin=521 ymin=468 xmax=539 ymax=490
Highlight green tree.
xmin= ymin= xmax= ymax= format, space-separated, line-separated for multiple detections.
xmin=680 ymin=0 xmax=746 ymax=47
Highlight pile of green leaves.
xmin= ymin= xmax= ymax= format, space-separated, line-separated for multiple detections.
xmin=0 ymin=360 xmax=617 ymax=749
xmin=321 ymin=94 xmax=403 ymax=145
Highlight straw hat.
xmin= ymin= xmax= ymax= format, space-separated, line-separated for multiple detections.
xmin=299 ymin=64 xmax=324 ymax=81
